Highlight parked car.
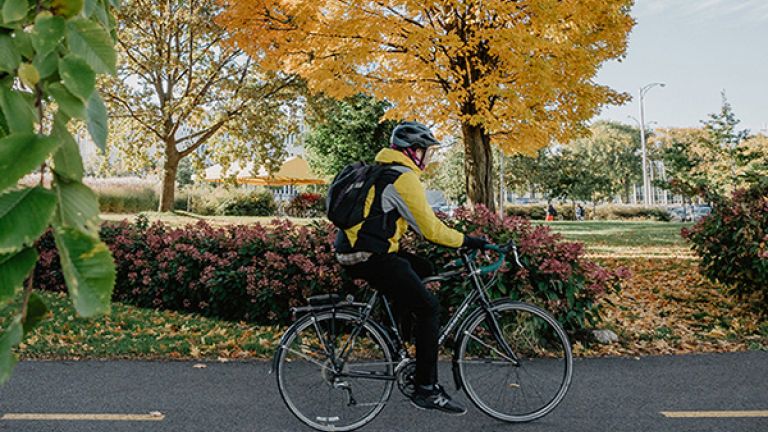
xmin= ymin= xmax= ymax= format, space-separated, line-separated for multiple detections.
xmin=692 ymin=205 xmax=712 ymax=221
xmin=430 ymin=203 xmax=457 ymax=218
xmin=667 ymin=205 xmax=712 ymax=222
xmin=438 ymin=205 xmax=457 ymax=217
xmin=666 ymin=206 xmax=687 ymax=221
xmin=514 ymin=197 xmax=539 ymax=204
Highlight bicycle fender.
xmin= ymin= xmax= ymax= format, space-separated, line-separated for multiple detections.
xmin=271 ymin=316 xmax=306 ymax=374
xmin=271 ymin=312 xmax=324 ymax=374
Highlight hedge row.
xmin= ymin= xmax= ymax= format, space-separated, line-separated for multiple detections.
xmin=506 ymin=204 xmax=671 ymax=221
xmin=34 ymin=207 xmax=629 ymax=333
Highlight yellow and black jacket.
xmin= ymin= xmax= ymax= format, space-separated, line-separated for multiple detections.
xmin=334 ymin=148 xmax=464 ymax=254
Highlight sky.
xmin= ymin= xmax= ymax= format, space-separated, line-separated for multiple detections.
xmin=595 ymin=0 xmax=768 ymax=134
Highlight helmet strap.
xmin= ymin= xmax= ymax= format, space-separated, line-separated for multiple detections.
xmin=403 ymin=147 xmax=425 ymax=170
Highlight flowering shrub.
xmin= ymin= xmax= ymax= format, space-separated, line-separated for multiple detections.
xmin=215 ymin=191 xmax=276 ymax=216
xmin=34 ymin=207 xmax=628 ymax=333
xmin=406 ymin=206 xmax=629 ymax=333
xmin=682 ymin=181 xmax=768 ymax=314
xmin=285 ymin=193 xmax=325 ymax=217
xmin=34 ymin=216 xmax=344 ymax=323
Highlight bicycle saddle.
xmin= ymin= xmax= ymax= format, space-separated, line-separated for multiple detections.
xmin=307 ymin=293 xmax=342 ymax=306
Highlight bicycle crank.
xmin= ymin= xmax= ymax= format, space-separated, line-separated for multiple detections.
xmin=395 ymin=359 xmax=417 ymax=398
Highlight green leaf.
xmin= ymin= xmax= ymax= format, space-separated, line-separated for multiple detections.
xmin=0 ymin=248 xmax=37 ymax=302
xmin=14 ymin=30 xmax=33 ymax=59
xmin=66 ymin=18 xmax=116 ymax=75
xmin=0 ymin=134 xmax=60 ymax=193
xmin=31 ymin=14 xmax=65 ymax=58
xmin=0 ymin=107 xmax=8 ymax=136
xmin=33 ymin=50 xmax=58 ymax=79
xmin=0 ymin=187 xmax=56 ymax=254
xmin=17 ymin=63 xmax=39 ymax=88
xmin=54 ymin=178 xmax=100 ymax=237
xmin=0 ymin=87 xmax=36 ymax=134
xmin=92 ymin=0 xmax=109 ymax=30
xmin=0 ymin=34 xmax=21 ymax=73
xmin=106 ymin=10 xmax=117 ymax=42
xmin=84 ymin=0 xmax=97 ymax=17
xmin=86 ymin=92 xmax=107 ymax=151
xmin=52 ymin=113 xmax=84 ymax=181
xmin=22 ymin=292 xmax=48 ymax=334
xmin=59 ymin=54 xmax=95 ymax=101
xmin=47 ymin=82 xmax=86 ymax=120
xmin=52 ymin=0 xmax=84 ymax=18
xmin=54 ymin=228 xmax=114 ymax=318
xmin=0 ymin=316 xmax=22 ymax=385
xmin=2 ymin=0 xmax=28 ymax=24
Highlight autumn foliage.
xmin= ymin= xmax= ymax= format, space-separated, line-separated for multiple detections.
xmin=406 ymin=206 xmax=628 ymax=333
xmin=285 ymin=193 xmax=325 ymax=217
xmin=218 ymin=0 xmax=634 ymax=207
xmin=683 ymin=181 xmax=768 ymax=314
xmin=34 ymin=211 xmax=625 ymax=333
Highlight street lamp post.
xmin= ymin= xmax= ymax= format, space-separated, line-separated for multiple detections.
xmin=628 ymin=116 xmax=656 ymax=205
xmin=639 ymin=82 xmax=665 ymax=205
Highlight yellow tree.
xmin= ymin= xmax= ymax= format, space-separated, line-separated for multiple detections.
xmin=218 ymin=0 xmax=633 ymax=208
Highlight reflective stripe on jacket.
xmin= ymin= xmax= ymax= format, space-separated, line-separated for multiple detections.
xmin=334 ymin=148 xmax=463 ymax=254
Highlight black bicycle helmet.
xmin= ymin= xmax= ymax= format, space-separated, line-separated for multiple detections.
xmin=390 ymin=121 xmax=441 ymax=149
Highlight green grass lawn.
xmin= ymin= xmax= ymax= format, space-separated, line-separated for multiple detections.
xmin=4 ymin=291 xmax=278 ymax=360
xmin=535 ymin=221 xmax=695 ymax=258
xmin=538 ymin=221 xmax=692 ymax=247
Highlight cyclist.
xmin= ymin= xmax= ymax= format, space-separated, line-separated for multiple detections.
xmin=334 ymin=121 xmax=488 ymax=415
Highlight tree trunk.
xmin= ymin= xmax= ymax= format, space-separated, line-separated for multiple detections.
xmin=622 ymin=180 xmax=630 ymax=204
xmin=462 ymin=123 xmax=495 ymax=211
xmin=572 ymin=199 xmax=576 ymax=221
xmin=159 ymin=144 xmax=180 ymax=212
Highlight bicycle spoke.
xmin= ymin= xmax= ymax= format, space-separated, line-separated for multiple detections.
xmin=463 ymin=331 xmax=516 ymax=363
xmin=276 ymin=311 xmax=394 ymax=431
xmin=458 ymin=302 xmax=572 ymax=422
xmin=282 ymin=345 xmax=334 ymax=372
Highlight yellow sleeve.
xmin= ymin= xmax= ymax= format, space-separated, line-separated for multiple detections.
xmin=384 ymin=171 xmax=464 ymax=248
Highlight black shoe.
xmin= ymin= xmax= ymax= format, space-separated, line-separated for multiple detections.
xmin=410 ymin=384 xmax=467 ymax=416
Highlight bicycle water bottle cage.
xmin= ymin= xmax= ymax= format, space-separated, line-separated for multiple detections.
xmin=307 ymin=294 xmax=342 ymax=306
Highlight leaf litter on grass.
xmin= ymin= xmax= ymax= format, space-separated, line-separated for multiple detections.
xmin=5 ymin=258 xmax=766 ymax=360
xmin=578 ymin=258 xmax=767 ymax=357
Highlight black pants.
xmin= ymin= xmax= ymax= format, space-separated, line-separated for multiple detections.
xmin=345 ymin=252 xmax=439 ymax=387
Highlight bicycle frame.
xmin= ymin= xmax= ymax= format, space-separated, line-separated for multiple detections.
xmin=286 ymin=245 xmax=523 ymax=382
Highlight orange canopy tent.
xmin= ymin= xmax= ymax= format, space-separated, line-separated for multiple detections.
xmin=203 ymin=156 xmax=327 ymax=186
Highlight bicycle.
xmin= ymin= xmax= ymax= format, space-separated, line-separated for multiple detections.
xmin=272 ymin=241 xmax=573 ymax=431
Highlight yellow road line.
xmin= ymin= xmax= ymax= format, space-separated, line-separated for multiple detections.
xmin=662 ymin=410 xmax=768 ymax=418
xmin=1 ymin=413 xmax=165 ymax=421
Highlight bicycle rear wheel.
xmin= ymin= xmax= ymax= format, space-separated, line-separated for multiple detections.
xmin=275 ymin=311 xmax=394 ymax=431
xmin=457 ymin=300 xmax=572 ymax=422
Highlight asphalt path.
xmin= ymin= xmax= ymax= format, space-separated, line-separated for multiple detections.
xmin=0 ymin=351 xmax=766 ymax=432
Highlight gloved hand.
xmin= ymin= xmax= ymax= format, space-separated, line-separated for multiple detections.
xmin=462 ymin=235 xmax=490 ymax=250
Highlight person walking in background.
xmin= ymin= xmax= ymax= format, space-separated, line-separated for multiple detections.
xmin=576 ymin=203 xmax=585 ymax=221
xmin=546 ymin=202 xmax=558 ymax=221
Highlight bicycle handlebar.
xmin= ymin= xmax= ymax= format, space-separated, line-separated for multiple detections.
xmin=446 ymin=240 xmax=523 ymax=275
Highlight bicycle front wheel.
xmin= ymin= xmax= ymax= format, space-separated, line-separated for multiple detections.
xmin=275 ymin=311 xmax=394 ymax=431
xmin=457 ymin=300 xmax=573 ymax=422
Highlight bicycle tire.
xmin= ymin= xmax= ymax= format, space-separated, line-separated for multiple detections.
xmin=275 ymin=311 xmax=395 ymax=431
xmin=457 ymin=300 xmax=573 ymax=422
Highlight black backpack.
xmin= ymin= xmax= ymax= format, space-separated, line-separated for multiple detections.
xmin=325 ymin=162 xmax=389 ymax=229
